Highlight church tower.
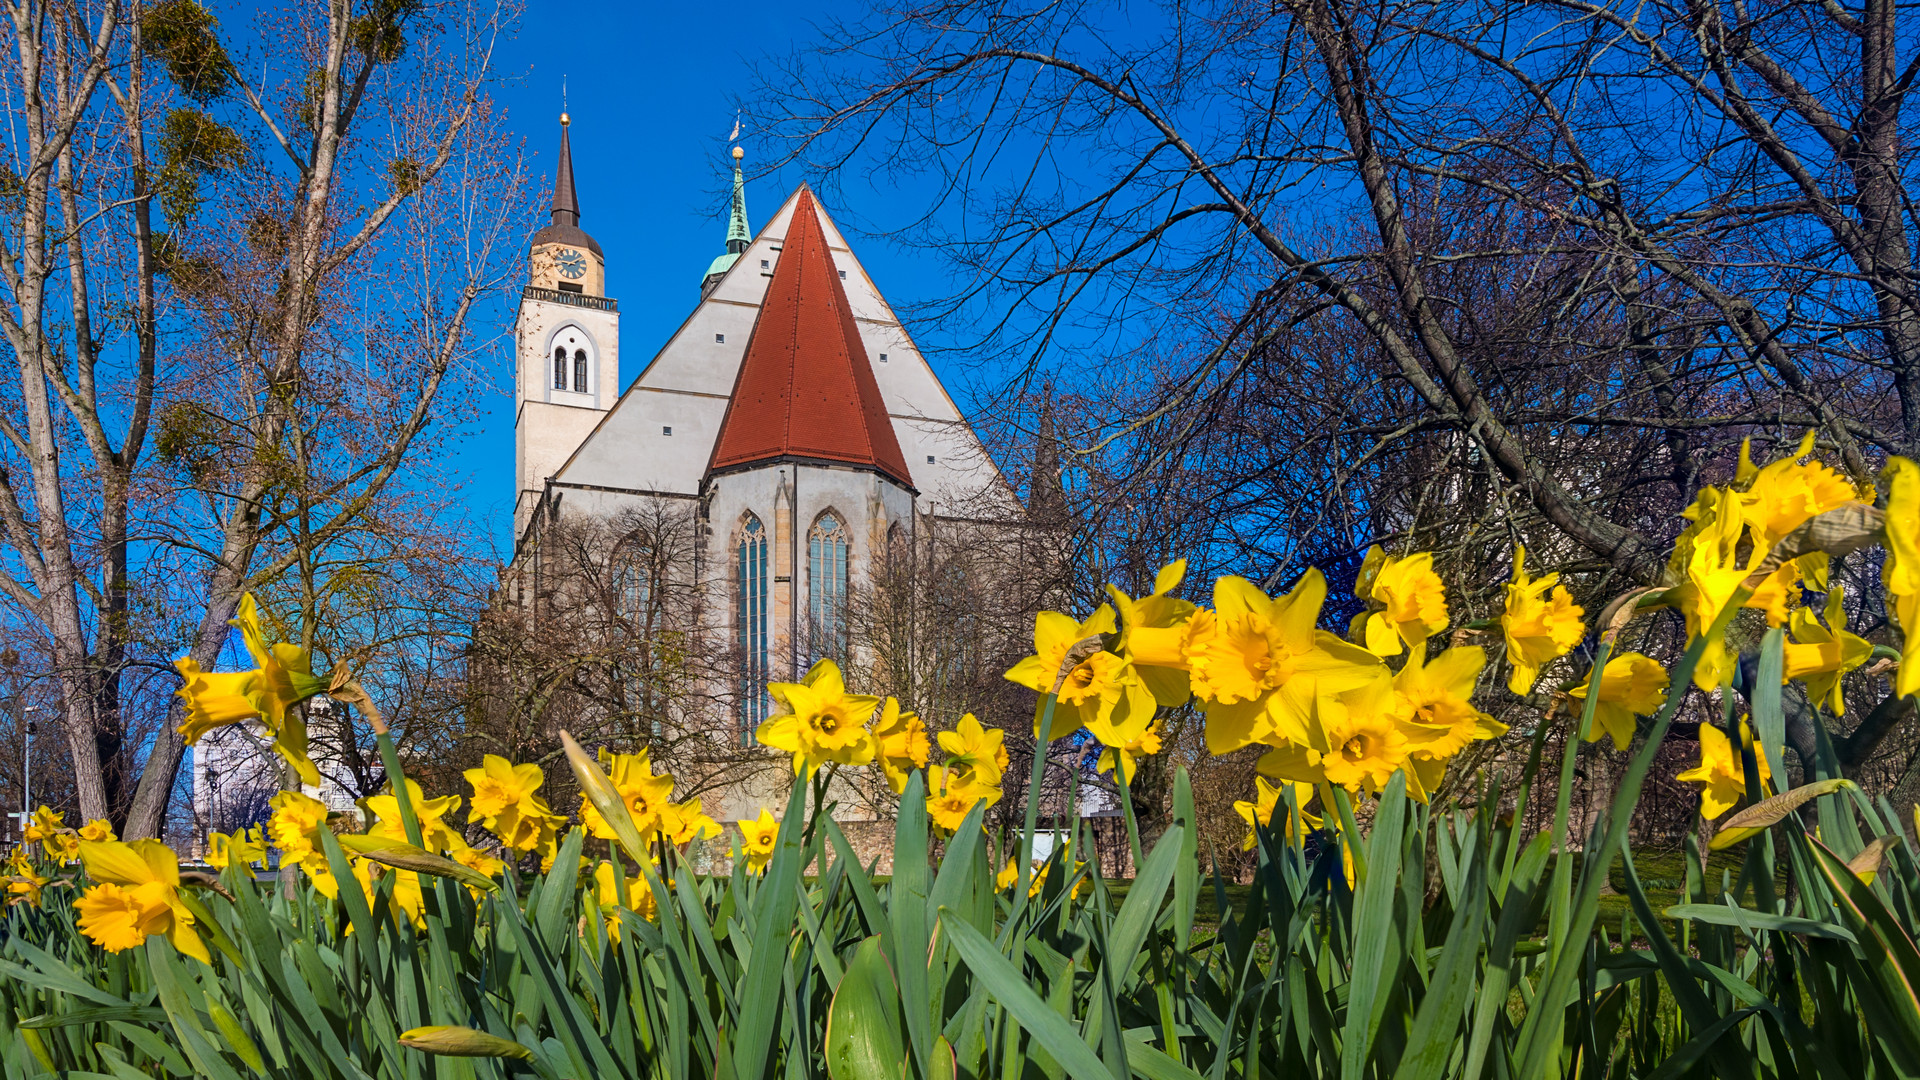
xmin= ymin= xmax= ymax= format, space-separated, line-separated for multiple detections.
xmin=514 ymin=113 xmax=620 ymax=542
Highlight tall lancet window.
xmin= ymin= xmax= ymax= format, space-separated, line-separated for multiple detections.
xmin=552 ymin=347 xmax=567 ymax=390
xmin=735 ymin=514 xmax=770 ymax=741
xmin=808 ymin=511 xmax=849 ymax=662
xmin=573 ymin=349 xmax=588 ymax=393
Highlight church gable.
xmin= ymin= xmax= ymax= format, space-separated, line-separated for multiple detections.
xmin=542 ymin=166 xmax=1018 ymax=517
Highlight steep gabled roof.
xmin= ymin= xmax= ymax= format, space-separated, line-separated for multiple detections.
xmin=706 ymin=187 xmax=915 ymax=488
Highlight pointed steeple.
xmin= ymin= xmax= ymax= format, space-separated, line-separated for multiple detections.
xmin=704 ymin=143 xmax=751 ymax=291
xmin=707 ymin=187 xmax=914 ymax=489
xmin=532 ymin=112 xmax=601 ymax=257
xmin=552 ymin=112 xmax=580 ymax=228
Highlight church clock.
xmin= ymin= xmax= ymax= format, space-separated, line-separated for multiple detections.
xmin=556 ymin=248 xmax=587 ymax=280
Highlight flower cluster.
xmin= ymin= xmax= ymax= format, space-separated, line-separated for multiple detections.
xmin=577 ymin=748 xmax=719 ymax=852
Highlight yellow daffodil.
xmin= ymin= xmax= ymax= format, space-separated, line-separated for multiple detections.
xmin=5 ymin=847 xmax=47 ymax=905
xmin=267 ymin=790 xmax=340 ymax=897
xmin=758 ymin=659 xmax=881 ymax=774
xmin=1883 ymin=457 xmax=1920 ymax=700
xmin=1395 ymin=647 xmax=1508 ymax=762
xmin=352 ymin=858 xmax=427 ymax=930
xmin=78 ymin=819 xmax=116 ymax=843
xmin=175 ymin=593 xmax=328 ymax=787
xmin=936 ymin=713 xmax=1008 ymax=788
xmin=1234 ymin=777 xmax=1320 ymax=850
xmin=25 ymin=806 xmax=76 ymax=864
xmin=1353 ymin=547 xmax=1449 ymax=657
xmin=581 ymin=749 xmax=676 ymax=841
xmin=926 ymin=765 xmax=1000 ymax=832
xmin=75 ymin=839 xmax=209 ymax=963
xmin=1005 ymin=606 xmax=1154 ymax=740
xmin=1737 ymin=432 xmax=1858 ymax=553
xmin=735 ymin=809 xmax=780 ymax=874
xmin=1666 ymin=487 xmax=1758 ymax=690
xmin=464 ymin=755 xmax=564 ymax=853
xmin=1569 ymin=652 xmax=1671 ymax=750
xmin=1095 ymin=716 xmax=1162 ymax=784
xmin=363 ymin=779 xmax=463 ymax=853
xmin=1784 ymin=586 xmax=1874 ymax=714
xmin=1500 ymin=546 xmax=1586 ymax=695
xmin=1107 ymin=560 xmax=1200 ymax=707
xmin=23 ymin=805 xmax=62 ymax=842
xmin=1677 ymin=720 xmax=1771 ymax=820
xmin=871 ymin=698 xmax=930 ymax=794
xmin=1314 ymin=673 xmax=1413 ymax=795
xmin=661 ymin=797 xmax=722 ymax=846
xmin=591 ymin=860 xmax=657 ymax=937
xmin=206 ymin=826 xmax=265 ymax=877
xmin=999 ymin=851 xmax=1086 ymax=899
xmin=1140 ymin=572 xmax=1382 ymax=756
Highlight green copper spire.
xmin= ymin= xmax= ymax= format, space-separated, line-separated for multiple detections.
xmin=703 ymin=144 xmax=751 ymax=287
xmin=726 ymin=146 xmax=750 ymax=253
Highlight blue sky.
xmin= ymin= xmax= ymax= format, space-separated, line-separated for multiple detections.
xmin=442 ymin=2 xmax=950 ymax=555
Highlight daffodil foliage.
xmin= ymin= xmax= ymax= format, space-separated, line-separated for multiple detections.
xmin=4 ymin=445 xmax=1920 ymax=1080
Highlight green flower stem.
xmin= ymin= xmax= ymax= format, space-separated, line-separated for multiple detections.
xmin=1113 ymin=758 xmax=1144 ymax=873
xmin=1018 ymin=692 xmax=1061 ymax=903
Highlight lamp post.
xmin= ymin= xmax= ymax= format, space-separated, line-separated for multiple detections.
xmin=20 ymin=704 xmax=38 ymax=835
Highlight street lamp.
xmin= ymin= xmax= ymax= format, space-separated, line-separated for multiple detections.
xmin=19 ymin=704 xmax=38 ymax=839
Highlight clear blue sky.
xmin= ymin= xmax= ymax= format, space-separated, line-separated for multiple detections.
xmin=442 ymin=2 xmax=951 ymax=555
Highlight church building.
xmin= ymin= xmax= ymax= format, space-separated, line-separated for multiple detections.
xmin=504 ymin=116 xmax=1029 ymax=829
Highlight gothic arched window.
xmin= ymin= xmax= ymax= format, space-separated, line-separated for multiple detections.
xmin=573 ymin=349 xmax=588 ymax=394
xmin=552 ymin=347 xmax=567 ymax=390
xmin=808 ymin=511 xmax=849 ymax=662
xmin=613 ymin=538 xmax=653 ymax=628
xmin=736 ymin=514 xmax=770 ymax=740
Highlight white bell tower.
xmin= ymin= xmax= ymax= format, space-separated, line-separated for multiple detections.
xmin=514 ymin=113 xmax=620 ymax=544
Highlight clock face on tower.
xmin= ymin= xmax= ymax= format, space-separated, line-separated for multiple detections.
xmin=556 ymin=248 xmax=587 ymax=280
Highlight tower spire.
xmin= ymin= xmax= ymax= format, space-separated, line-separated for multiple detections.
xmin=552 ymin=112 xmax=580 ymax=228
xmin=726 ymin=145 xmax=750 ymax=254
xmin=703 ymin=139 xmax=753 ymax=293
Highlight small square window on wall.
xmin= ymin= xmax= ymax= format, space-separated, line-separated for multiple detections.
xmin=838 ymin=270 xmax=847 ymax=280
xmin=715 ymin=333 xmax=725 ymax=343
xmin=760 ymin=259 xmax=769 ymax=269
xmin=926 ymin=455 xmax=936 ymax=464
xmin=663 ymin=426 xmax=673 ymax=436
xmin=879 ymin=353 xmax=889 ymax=363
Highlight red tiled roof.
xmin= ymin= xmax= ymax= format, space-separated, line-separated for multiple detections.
xmin=707 ymin=188 xmax=915 ymax=489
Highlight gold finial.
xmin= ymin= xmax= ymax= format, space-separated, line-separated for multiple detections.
xmin=561 ymin=112 xmax=571 ymax=127
xmin=732 ymin=145 xmax=743 ymax=161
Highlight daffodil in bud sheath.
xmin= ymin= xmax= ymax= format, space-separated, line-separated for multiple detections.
xmin=1783 ymin=585 xmax=1875 ymax=714
xmin=1882 ymin=457 xmax=1920 ymax=700
xmin=74 ymin=839 xmax=210 ymax=964
xmin=1677 ymin=719 xmax=1771 ymax=820
xmin=735 ymin=809 xmax=780 ymax=874
xmin=871 ymin=697 xmax=930 ymax=794
xmin=1351 ymin=547 xmax=1449 ymax=657
xmin=1500 ymin=545 xmax=1585 ymax=695
xmin=1005 ymin=605 xmax=1153 ymax=741
xmin=1569 ymin=652 xmax=1671 ymax=751
xmin=756 ymin=658 xmax=881 ymax=774
xmin=174 ymin=594 xmax=328 ymax=786
xmin=1107 ymin=559 xmax=1200 ymax=707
